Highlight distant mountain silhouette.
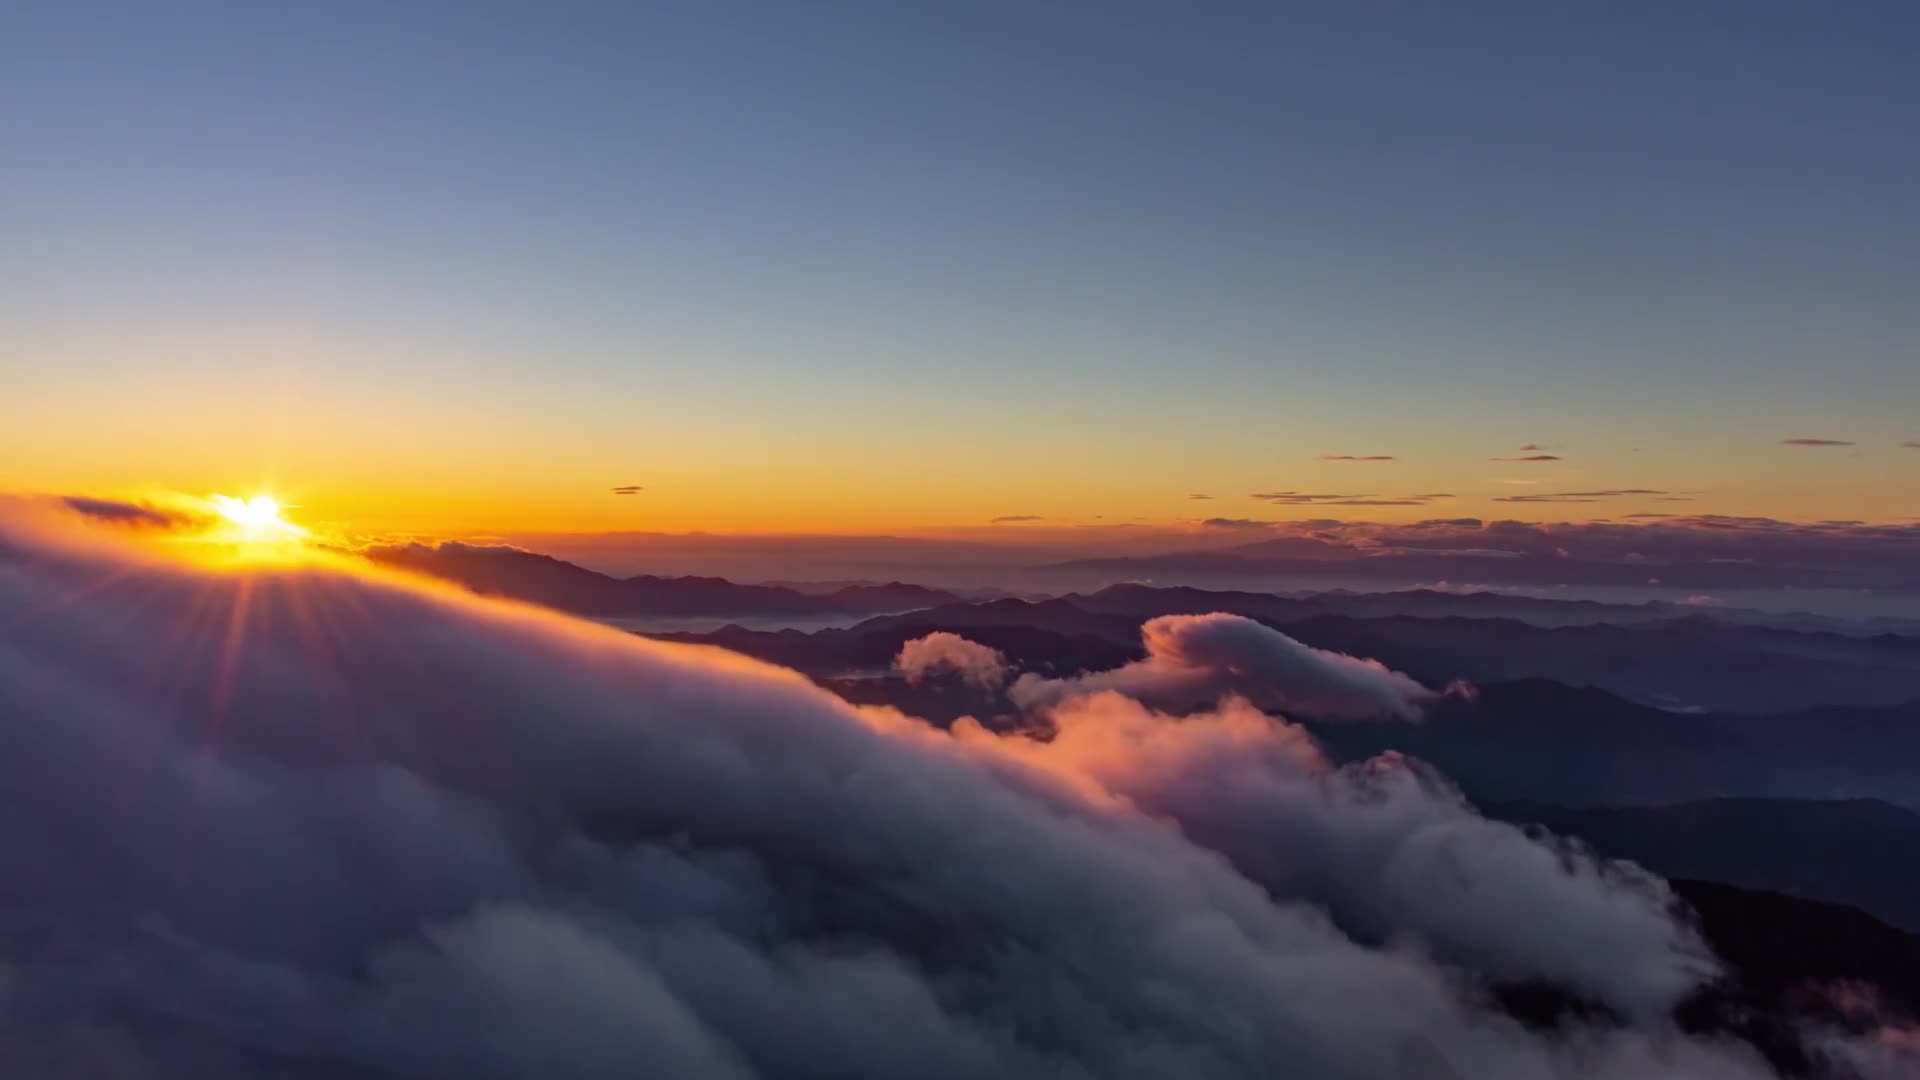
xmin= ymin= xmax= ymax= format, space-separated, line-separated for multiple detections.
xmin=653 ymin=607 xmax=1920 ymax=811
xmin=1496 ymin=875 xmax=1920 ymax=1076
xmin=361 ymin=542 xmax=959 ymax=618
xmin=1076 ymin=582 xmax=1920 ymax=637
xmin=1486 ymin=798 xmax=1920 ymax=930
xmin=1674 ymin=877 xmax=1920 ymax=1017
xmin=1499 ymin=877 xmax=1920 ymax=1076
xmin=662 ymin=583 xmax=1920 ymax=712
xmin=1068 ymin=584 xmax=1920 ymax=712
xmin=1039 ymin=537 xmax=1920 ymax=592
xmin=652 ymin=600 xmax=1140 ymax=677
xmin=1315 ymin=678 xmax=1920 ymax=810
xmin=1673 ymin=877 xmax=1920 ymax=1076
xmin=379 ymin=552 xmax=1920 ymax=804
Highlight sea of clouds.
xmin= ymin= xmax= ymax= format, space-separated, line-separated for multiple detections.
xmin=0 ymin=502 xmax=1897 ymax=1078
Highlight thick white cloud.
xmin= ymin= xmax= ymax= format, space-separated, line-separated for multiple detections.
xmin=1011 ymin=611 xmax=1439 ymax=719
xmin=0 ymin=510 xmax=1790 ymax=1078
xmin=894 ymin=632 xmax=1010 ymax=688
xmin=959 ymin=693 xmax=1708 ymax=1015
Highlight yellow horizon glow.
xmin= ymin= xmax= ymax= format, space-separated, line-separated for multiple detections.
xmin=52 ymin=482 xmax=1914 ymax=542
xmin=14 ymin=445 xmax=1918 ymax=542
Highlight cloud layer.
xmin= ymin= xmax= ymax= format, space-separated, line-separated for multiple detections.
xmin=1050 ymin=515 xmax=1920 ymax=591
xmin=1010 ymin=612 xmax=1440 ymax=720
xmin=1249 ymin=491 xmax=1453 ymax=508
xmin=963 ymin=693 xmax=1709 ymax=1013
xmin=894 ymin=632 xmax=1010 ymax=688
xmin=0 ymin=509 xmax=1835 ymax=1078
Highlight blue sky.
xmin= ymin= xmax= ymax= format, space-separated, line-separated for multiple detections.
xmin=4 ymin=1 xmax=1917 ymax=530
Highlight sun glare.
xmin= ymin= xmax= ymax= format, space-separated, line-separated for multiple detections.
xmin=209 ymin=493 xmax=308 ymax=543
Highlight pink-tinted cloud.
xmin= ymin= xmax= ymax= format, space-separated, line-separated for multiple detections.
xmin=1780 ymin=438 xmax=1854 ymax=447
xmin=1806 ymin=984 xmax=1920 ymax=1078
xmin=1251 ymin=492 xmax=1450 ymax=505
xmin=894 ymin=632 xmax=1010 ymax=688
xmin=1009 ymin=612 xmax=1440 ymax=721
xmin=964 ymin=693 xmax=1708 ymax=1014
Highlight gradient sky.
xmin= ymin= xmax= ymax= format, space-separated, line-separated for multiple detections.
xmin=4 ymin=1 xmax=1917 ymax=535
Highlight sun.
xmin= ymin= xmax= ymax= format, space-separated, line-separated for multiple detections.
xmin=209 ymin=493 xmax=308 ymax=542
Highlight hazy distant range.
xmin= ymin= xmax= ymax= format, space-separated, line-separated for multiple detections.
xmin=492 ymin=527 xmax=1920 ymax=621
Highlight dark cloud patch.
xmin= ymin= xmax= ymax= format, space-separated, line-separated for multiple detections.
xmin=1780 ymin=439 xmax=1854 ymax=447
xmin=1243 ymin=496 xmax=1452 ymax=515
xmin=1201 ymin=517 xmax=1274 ymax=529
xmin=1320 ymin=455 xmax=1396 ymax=462
xmin=1497 ymin=490 xmax=1665 ymax=504
xmin=989 ymin=515 xmax=1044 ymax=523
xmin=1371 ymin=546 xmax=1526 ymax=559
xmin=1303 ymin=494 xmax=1452 ymax=507
xmin=1249 ymin=492 xmax=1369 ymax=504
xmin=1491 ymin=455 xmax=1563 ymax=462
xmin=1187 ymin=493 xmax=1214 ymax=500
xmin=1519 ymin=443 xmax=1549 ymax=452
xmin=1903 ymin=441 xmax=1920 ymax=450
xmin=1669 ymin=515 xmax=1798 ymax=532
xmin=60 ymin=495 xmax=193 ymax=529
xmin=610 ymin=485 xmax=645 ymax=495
